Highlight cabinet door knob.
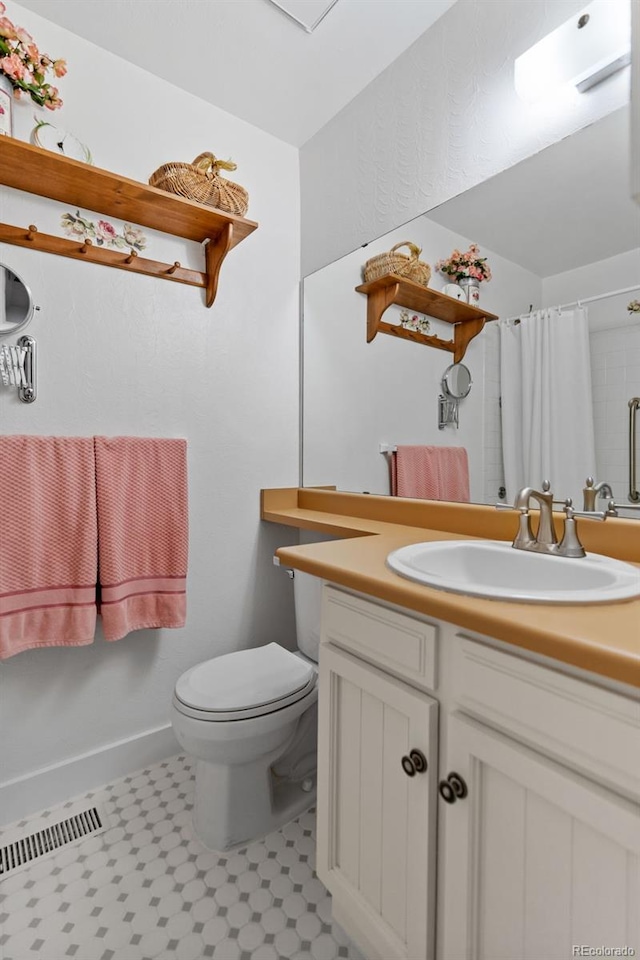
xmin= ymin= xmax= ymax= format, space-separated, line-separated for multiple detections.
xmin=401 ymin=755 xmax=416 ymax=777
xmin=448 ymin=771 xmax=468 ymax=799
xmin=409 ymin=749 xmax=428 ymax=774
xmin=439 ymin=779 xmax=456 ymax=803
xmin=401 ymin=749 xmax=428 ymax=777
xmin=439 ymin=772 xmax=469 ymax=803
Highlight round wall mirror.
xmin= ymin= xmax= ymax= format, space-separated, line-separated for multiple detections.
xmin=0 ymin=264 xmax=35 ymax=337
xmin=441 ymin=363 xmax=472 ymax=400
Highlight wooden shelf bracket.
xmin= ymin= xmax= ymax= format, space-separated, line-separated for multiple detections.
xmin=356 ymin=274 xmax=498 ymax=362
xmin=204 ymin=222 xmax=234 ymax=308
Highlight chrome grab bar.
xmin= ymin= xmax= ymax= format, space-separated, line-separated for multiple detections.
xmin=630 ymin=397 xmax=640 ymax=503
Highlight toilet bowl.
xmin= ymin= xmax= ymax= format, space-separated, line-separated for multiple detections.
xmin=171 ymin=570 xmax=322 ymax=852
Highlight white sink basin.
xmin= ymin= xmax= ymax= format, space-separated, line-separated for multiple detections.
xmin=386 ymin=539 xmax=640 ymax=604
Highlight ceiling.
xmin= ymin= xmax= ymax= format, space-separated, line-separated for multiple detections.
xmin=17 ymin=0 xmax=456 ymax=147
xmin=427 ymin=107 xmax=639 ymax=278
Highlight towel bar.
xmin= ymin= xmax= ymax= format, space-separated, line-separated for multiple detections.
xmin=630 ymin=397 xmax=640 ymax=502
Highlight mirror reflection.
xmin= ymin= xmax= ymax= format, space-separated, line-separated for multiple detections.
xmin=302 ymin=105 xmax=640 ymax=517
xmin=0 ymin=264 xmax=34 ymax=337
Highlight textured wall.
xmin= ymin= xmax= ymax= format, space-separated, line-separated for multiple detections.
xmin=300 ymin=0 xmax=630 ymax=276
xmin=0 ymin=3 xmax=300 ymax=794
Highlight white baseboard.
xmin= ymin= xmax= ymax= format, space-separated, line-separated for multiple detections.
xmin=0 ymin=723 xmax=180 ymax=828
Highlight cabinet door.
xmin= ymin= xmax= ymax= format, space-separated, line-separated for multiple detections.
xmin=317 ymin=643 xmax=438 ymax=960
xmin=440 ymin=713 xmax=640 ymax=960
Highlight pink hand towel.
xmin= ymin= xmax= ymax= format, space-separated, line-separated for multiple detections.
xmin=391 ymin=445 xmax=470 ymax=502
xmin=94 ymin=437 xmax=188 ymax=641
xmin=0 ymin=436 xmax=97 ymax=659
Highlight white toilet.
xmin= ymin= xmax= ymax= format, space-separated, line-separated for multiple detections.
xmin=171 ymin=570 xmax=321 ymax=851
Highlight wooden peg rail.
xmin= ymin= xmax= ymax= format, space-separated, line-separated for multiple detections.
xmin=0 ymin=222 xmax=207 ymax=291
xmin=0 ymin=137 xmax=259 ymax=308
xmin=355 ymin=274 xmax=499 ymax=363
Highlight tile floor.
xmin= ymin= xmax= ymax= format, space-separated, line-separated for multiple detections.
xmin=0 ymin=754 xmax=361 ymax=960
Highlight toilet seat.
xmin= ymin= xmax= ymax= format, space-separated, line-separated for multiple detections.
xmin=173 ymin=642 xmax=317 ymax=722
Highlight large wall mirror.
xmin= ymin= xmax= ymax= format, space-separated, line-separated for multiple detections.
xmin=302 ymin=105 xmax=640 ymax=518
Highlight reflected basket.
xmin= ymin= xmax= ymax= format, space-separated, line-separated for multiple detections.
xmin=363 ymin=241 xmax=431 ymax=286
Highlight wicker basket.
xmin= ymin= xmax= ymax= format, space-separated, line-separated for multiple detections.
xmin=149 ymin=152 xmax=249 ymax=217
xmin=363 ymin=241 xmax=431 ymax=286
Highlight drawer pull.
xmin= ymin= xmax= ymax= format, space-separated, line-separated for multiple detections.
xmin=401 ymin=749 xmax=428 ymax=777
xmin=439 ymin=772 xmax=468 ymax=803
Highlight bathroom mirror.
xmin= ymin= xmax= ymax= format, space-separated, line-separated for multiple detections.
xmin=441 ymin=363 xmax=472 ymax=400
xmin=302 ymin=105 xmax=640 ymax=516
xmin=0 ymin=264 xmax=35 ymax=337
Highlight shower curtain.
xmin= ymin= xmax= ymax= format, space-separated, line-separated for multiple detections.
xmin=499 ymin=306 xmax=596 ymax=508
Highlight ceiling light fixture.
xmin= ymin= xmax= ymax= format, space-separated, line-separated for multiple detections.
xmin=514 ymin=0 xmax=631 ymax=103
xmin=266 ymin=0 xmax=340 ymax=34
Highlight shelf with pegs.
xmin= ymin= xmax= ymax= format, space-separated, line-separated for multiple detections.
xmin=0 ymin=138 xmax=258 ymax=307
xmin=355 ymin=274 xmax=499 ymax=362
xmin=0 ymin=223 xmax=207 ymax=291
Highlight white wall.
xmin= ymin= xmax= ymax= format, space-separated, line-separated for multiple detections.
xmin=300 ymin=0 xmax=630 ymax=276
xmin=0 ymin=3 xmax=300 ymax=821
xmin=303 ymin=214 xmax=540 ymax=501
xmin=543 ymin=249 xmax=640 ymax=516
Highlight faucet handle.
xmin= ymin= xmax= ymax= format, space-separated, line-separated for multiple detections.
xmin=564 ymin=499 xmax=608 ymax=522
xmin=541 ymin=480 xmax=552 ymax=493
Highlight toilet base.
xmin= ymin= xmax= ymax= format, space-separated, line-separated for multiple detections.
xmin=193 ymin=756 xmax=316 ymax=852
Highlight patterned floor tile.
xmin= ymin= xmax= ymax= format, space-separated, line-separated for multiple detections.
xmin=0 ymin=755 xmax=361 ymax=960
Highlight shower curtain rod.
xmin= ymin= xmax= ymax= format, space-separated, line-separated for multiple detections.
xmin=560 ymin=283 xmax=640 ymax=309
xmin=508 ymin=284 xmax=640 ymax=322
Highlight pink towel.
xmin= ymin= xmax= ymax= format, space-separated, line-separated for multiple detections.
xmin=0 ymin=436 xmax=98 ymax=659
xmin=391 ymin=445 xmax=470 ymax=501
xmin=94 ymin=437 xmax=188 ymax=642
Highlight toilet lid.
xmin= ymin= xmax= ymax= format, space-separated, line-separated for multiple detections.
xmin=174 ymin=643 xmax=315 ymax=714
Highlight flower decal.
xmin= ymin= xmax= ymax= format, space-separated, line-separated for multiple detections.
xmin=399 ymin=309 xmax=431 ymax=335
xmin=61 ymin=211 xmax=148 ymax=253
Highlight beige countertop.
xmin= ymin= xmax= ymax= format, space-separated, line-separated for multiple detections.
xmin=262 ymin=488 xmax=640 ymax=688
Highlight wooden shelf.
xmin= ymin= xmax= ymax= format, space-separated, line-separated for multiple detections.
xmin=355 ymin=274 xmax=499 ymax=362
xmin=0 ymin=138 xmax=258 ymax=307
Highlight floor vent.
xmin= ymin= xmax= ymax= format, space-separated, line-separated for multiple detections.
xmin=0 ymin=805 xmax=107 ymax=880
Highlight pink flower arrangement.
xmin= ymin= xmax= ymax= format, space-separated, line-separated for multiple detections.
xmin=0 ymin=1 xmax=65 ymax=110
xmin=435 ymin=244 xmax=492 ymax=283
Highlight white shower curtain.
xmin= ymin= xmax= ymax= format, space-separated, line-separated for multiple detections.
xmin=499 ymin=306 xmax=596 ymax=508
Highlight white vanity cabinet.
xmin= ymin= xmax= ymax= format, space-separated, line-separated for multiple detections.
xmin=316 ymin=590 xmax=439 ymax=960
xmin=440 ymin=714 xmax=640 ymax=960
xmin=316 ymin=585 xmax=640 ymax=960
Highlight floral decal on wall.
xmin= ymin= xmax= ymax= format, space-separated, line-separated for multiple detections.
xmin=399 ymin=309 xmax=431 ymax=335
xmin=628 ymin=299 xmax=640 ymax=315
xmin=61 ymin=211 xmax=147 ymax=252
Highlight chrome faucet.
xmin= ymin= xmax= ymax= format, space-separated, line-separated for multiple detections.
xmin=512 ymin=481 xmax=557 ymax=550
xmin=583 ymin=477 xmax=613 ymax=512
xmin=497 ymin=480 xmax=610 ymax=558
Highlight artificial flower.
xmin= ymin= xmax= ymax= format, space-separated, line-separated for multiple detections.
xmin=0 ymin=3 xmax=65 ymax=109
xmin=436 ymin=244 xmax=492 ymax=283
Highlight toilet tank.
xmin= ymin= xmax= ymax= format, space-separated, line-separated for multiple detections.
xmin=293 ymin=570 xmax=323 ymax=663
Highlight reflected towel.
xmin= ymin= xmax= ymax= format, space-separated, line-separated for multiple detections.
xmin=0 ymin=436 xmax=97 ymax=659
xmin=391 ymin=445 xmax=470 ymax=501
xmin=95 ymin=437 xmax=188 ymax=641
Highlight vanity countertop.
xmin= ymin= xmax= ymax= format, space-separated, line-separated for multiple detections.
xmin=262 ymin=488 xmax=640 ymax=688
